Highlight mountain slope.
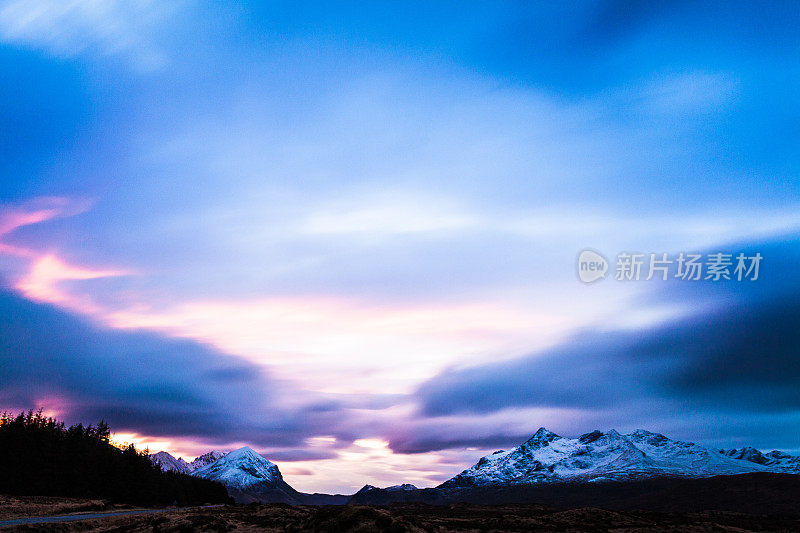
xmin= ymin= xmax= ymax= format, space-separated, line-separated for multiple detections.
xmin=150 ymin=450 xmax=228 ymax=474
xmin=441 ymin=428 xmax=774 ymax=488
xmin=192 ymin=446 xmax=282 ymax=489
xmin=150 ymin=451 xmax=192 ymax=475
xmin=189 ymin=450 xmax=227 ymax=471
xmin=721 ymin=447 xmax=800 ymax=473
xmin=191 ymin=446 xmax=304 ymax=504
xmin=150 ymin=446 xmax=347 ymax=504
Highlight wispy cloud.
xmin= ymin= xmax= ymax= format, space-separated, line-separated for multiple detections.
xmin=300 ymin=192 xmax=476 ymax=239
xmin=16 ymin=254 xmax=128 ymax=313
xmin=0 ymin=0 xmax=181 ymax=71
xmin=0 ymin=197 xmax=88 ymax=241
xmin=0 ymin=197 xmax=129 ymax=315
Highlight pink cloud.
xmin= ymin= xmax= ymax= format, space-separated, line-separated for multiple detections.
xmin=106 ymin=297 xmax=573 ymax=394
xmin=0 ymin=196 xmax=89 ymax=237
xmin=16 ymin=254 xmax=128 ymax=312
xmin=0 ymin=197 xmax=83 ymax=258
xmin=0 ymin=197 xmax=128 ymax=314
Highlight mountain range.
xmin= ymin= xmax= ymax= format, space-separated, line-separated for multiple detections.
xmin=442 ymin=428 xmax=800 ymax=488
xmin=150 ymin=450 xmax=226 ymax=475
xmin=151 ymin=428 xmax=800 ymax=504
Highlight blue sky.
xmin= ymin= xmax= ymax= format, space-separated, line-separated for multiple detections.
xmin=0 ymin=1 xmax=798 ymax=492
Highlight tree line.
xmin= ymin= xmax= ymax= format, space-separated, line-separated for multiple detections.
xmin=0 ymin=410 xmax=231 ymax=506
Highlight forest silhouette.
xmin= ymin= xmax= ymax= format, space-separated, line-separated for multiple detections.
xmin=0 ymin=410 xmax=230 ymax=506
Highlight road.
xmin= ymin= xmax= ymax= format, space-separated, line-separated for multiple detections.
xmin=0 ymin=505 xmax=224 ymax=528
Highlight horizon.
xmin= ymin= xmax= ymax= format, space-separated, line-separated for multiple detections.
xmin=145 ymin=425 xmax=800 ymax=493
xmin=1 ymin=1 xmax=799 ymax=495
xmin=146 ymin=425 xmax=800 ymax=466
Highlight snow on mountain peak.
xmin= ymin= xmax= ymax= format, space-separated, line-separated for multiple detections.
xmin=440 ymin=428 xmax=789 ymax=488
xmin=523 ymin=427 xmax=561 ymax=448
xmin=192 ymin=446 xmax=283 ymax=490
xmin=150 ymin=451 xmax=191 ymax=475
xmin=189 ymin=450 xmax=227 ymax=470
xmin=151 ymin=449 xmax=230 ymax=474
xmin=721 ymin=447 xmax=800 ymax=473
xmin=216 ymin=446 xmax=263 ymax=464
xmin=385 ymin=483 xmax=418 ymax=491
xmin=626 ymin=429 xmax=670 ymax=446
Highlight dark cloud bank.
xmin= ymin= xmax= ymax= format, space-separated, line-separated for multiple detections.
xmin=404 ymin=234 xmax=800 ymax=453
xmin=0 ymin=288 xmax=365 ymax=449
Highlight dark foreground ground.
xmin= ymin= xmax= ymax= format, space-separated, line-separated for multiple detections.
xmin=0 ymin=495 xmax=134 ymax=521
xmin=351 ymin=473 xmax=800 ymax=514
xmin=2 ymin=498 xmax=800 ymax=532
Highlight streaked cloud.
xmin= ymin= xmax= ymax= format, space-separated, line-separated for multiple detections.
xmin=0 ymin=286 xmax=366 ymax=449
xmin=412 ymin=234 xmax=800 ymax=452
xmin=0 ymin=198 xmax=127 ymax=315
xmin=106 ymin=296 xmax=575 ymax=394
xmin=16 ymin=254 xmax=128 ymax=313
xmin=300 ymin=192 xmax=476 ymax=238
xmin=0 ymin=0 xmax=181 ymax=70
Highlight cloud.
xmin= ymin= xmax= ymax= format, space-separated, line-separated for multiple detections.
xmin=0 ymin=286 xmax=363 ymax=449
xmin=418 ymin=289 xmax=800 ymax=415
xmin=0 ymin=198 xmax=129 ymax=315
xmin=0 ymin=197 xmax=90 ymax=256
xmin=104 ymin=296 xmax=574 ymax=394
xmin=0 ymin=0 xmax=180 ymax=71
xmin=16 ymin=254 xmax=128 ymax=311
xmin=411 ymin=233 xmax=800 ymax=450
xmin=299 ymin=191 xmax=477 ymax=239
xmin=263 ymin=449 xmax=339 ymax=463
xmin=386 ymin=406 xmax=583 ymax=455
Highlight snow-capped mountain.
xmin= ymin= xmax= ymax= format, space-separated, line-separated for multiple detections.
xmin=150 ymin=446 xmax=343 ymax=504
xmin=150 ymin=451 xmax=192 ymax=475
xmin=385 ymin=483 xmax=418 ymax=491
xmin=150 ymin=450 xmax=228 ymax=474
xmin=191 ymin=446 xmax=304 ymax=504
xmin=192 ymin=446 xmax=282 ymax=489
xmin=441 ymin=428 xmax=790 ymax=488
xmin=720 ymin=447 xmax=800 ymax=473
xmin=189 ymin=450 xmax=227 ymax=471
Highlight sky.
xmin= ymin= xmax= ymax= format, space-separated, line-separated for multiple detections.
xmin=0 ymin=0 xmax=798 ymax=493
